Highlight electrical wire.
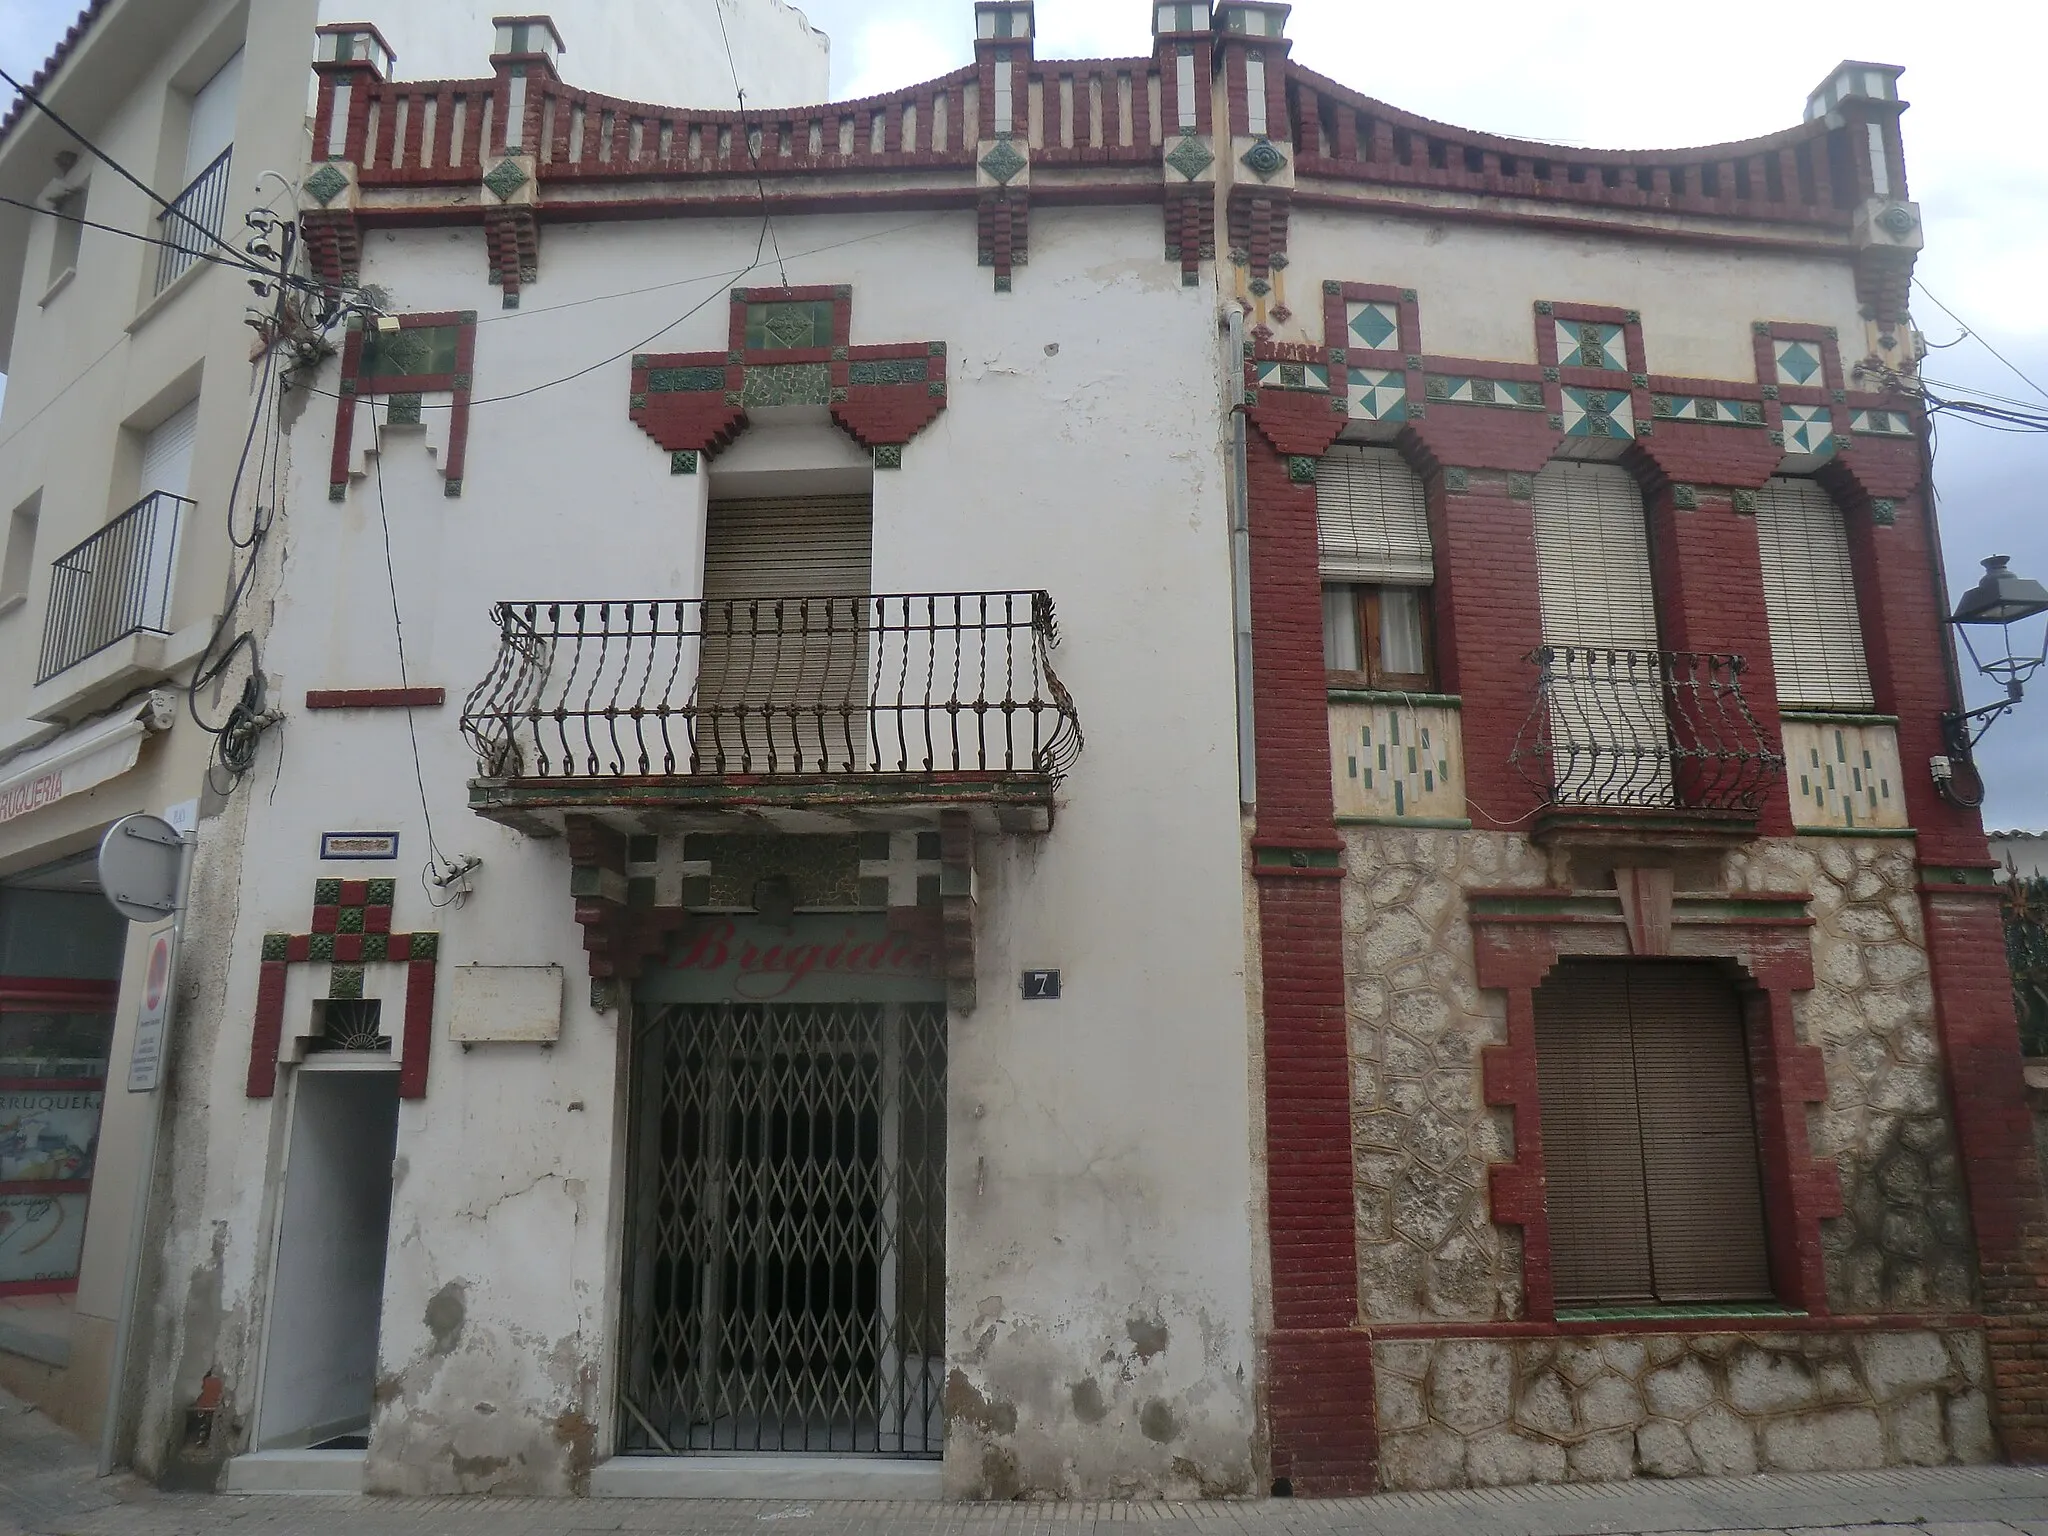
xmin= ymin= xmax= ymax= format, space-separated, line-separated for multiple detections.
xmin=0 ymin=191 xmax=279 ymax=280
xmin=712 ymin=0 xmax=789 ymax=288
xmin=1913 ymin=278 xmax=2048 ymax=409
xmin=364 ymin=405 xmax=470 ymax=907
xmin=0 ymin=62 xmax=256 ymax=269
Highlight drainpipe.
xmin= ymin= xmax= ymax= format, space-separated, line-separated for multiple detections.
xmin=1226 ymin=304 xmax=1257 ymax=808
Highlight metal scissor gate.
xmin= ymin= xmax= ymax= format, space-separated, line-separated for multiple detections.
xmin=619 ymin=1001 xmax=946 ymax=1456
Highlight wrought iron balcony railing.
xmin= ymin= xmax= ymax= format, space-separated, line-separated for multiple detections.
xmin=461 ymin=591 xmax=1083 ymax=785
xmin=1511 ymin=647 xmax=1785 ymax=813
xmin=37 ymin=491 xmax=190 ymax=684
xmin=155 ymin=148 xmax=232 ymax=293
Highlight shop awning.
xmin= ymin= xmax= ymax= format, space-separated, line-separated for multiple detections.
xmin=0 ymin=692 xmax=176 ymax=829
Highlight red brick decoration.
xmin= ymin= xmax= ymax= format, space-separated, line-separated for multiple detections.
xmin=247 ymin=879 xmax=440 ymax=1100
xmin=329 ymin=310 xmax=478 ymax=500
xmin=1470 ymin=894 xmax=1840 ymax=1322
xmin=304 ymin=687 xmax=447 ymax=710
xmin=1921 ymin=878 xmax=2048 ymax=1460
xmin=630 ymin=286 xmax=946 ymax=471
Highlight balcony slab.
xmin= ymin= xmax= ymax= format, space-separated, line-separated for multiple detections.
xmin=469 ymin=774 xmax=1057 ymax=839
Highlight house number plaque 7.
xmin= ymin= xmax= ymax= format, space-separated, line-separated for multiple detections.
xmin=1021 ymin=970 xmax=1062 ymax=1001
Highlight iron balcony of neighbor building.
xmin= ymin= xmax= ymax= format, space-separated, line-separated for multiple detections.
xmin=1512 ymin=647 xmax=1786 ymax=848
xmin=36 ymin=491 xmax=190 ymax=686
xmin=461 ymin=591 xmax=1084 ymax=835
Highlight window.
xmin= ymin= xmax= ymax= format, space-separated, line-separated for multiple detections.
xmin=1318 ymin=446 xmax=1435 ymax=689
xmin=1535 ymin=960 xmax=1772 ymax=1307
xmin=1531 ymin=462 xmax=1669 ymax=804
xmin=3 ymin=494 xmax=38 ymax=609
xmin=155 ymin=50 xmax=241 ymax=293
xmin=1322 ymin=583 xmax=1432 ymax=687
xmin=141 ymin=402 xmax=199 ymax=500
xmin=1754 ymin=476 xmax=1874 ymax=710
xmin=698 ymin=494 xmax=875 ymax=770
xmin=47 ymin=187 xmax=85 ymax=289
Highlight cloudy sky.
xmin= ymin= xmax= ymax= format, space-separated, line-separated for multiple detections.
xmin=5 ymin=0 xmax=2044 ymax=825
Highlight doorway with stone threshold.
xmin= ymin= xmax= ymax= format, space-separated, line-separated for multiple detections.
xmin=615 ymin=909 xmax=947 ymax=1474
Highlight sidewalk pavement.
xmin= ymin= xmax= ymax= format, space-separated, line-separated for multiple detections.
xmin=5 ymin=1392 xmax=2048 ymax=1536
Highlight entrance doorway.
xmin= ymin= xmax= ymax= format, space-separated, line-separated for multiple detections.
xmin=1533 ymin=960 xmax=1772 ymax=1307
xmin=619 ymin=989 xmax=946 ymax=1457
xmin=257 ymin=1065 xmax=400 ymax=1449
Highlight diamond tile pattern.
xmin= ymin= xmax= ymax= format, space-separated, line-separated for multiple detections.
xmin=1254 ymin=360 xmax=1330 ymax=392
xmin=304 ymin=162 xmax=349 ymax=207
xmin=1851 ymin=407 xmax=1912 ymax=436
xmin=1348 ymin=368 xmax=1409 ymax=422
xmin=1653 ymin=396 xmax=1762 ymax=425
xmin=1557 ymin=320 xmax=1626 ymax=371
xmin=1782 ymin=401 xmax=1834 ymax=454
xmin=1428 ymin=376 xmax=1546 ymax=410
xmin=1561 ymin=385 xmax=1636 ymax=438
xmin=1347 ymin=301 xmax=1400 ymax=350
xmin=620 ymin=1002 xmax=947 ymax=1457
xmin=979 ymin=137 xmax=1029 ymax=185
xmin=1164 ymin=133 xmax=1214 ymax=181
xmin=483 ymin=158 xmax=530 ymax=202
xmin=1775 ymin=338 xmax=1823 ymax=385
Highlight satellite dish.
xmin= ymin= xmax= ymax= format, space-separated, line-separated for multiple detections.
xmin=97 ymin=814 xmax=184 ymax=923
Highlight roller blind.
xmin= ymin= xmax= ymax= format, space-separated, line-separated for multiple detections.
xmin=141 ymin=402 xmax=199 ymax=500
xmin=1317 ymin=446 xmax=1432 ymax=584
xmin=698 ymin=496 xmax=874 ymax=772
xmin=1754 ymin=477 xmax=1874 ymax=711
xmin=1535 ymin=962 xmax=1654 ymax=1306
xmin=701 ymin=495 xmax=873 ymax=600
xmin=185 ymin=51 xmax=243 ymax=184
xmin=1535 ymin=961 xmax=1773 ymax=1307
xmin=1531 ymin=462 xmax=1659 ymax=650
xmin=1531 ymin=463 xmax=1668 ymax=804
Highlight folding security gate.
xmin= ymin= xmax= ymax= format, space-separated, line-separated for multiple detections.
xmin=619 ymin=1000 xmax=946 ymax=1456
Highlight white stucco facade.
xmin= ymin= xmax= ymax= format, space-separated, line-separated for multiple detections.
xmin=140 ymin=207 xmax=1263 ymax=1497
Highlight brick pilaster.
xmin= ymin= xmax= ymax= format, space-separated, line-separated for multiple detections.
xmin=1242 ymin=414 xmax=1376 ymax=1493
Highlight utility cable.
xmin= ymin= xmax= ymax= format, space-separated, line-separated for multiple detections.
xmin=1913 ymin=277 xmax=2048 ymax=409
xmin=713 ymin=1 xmax=789 ymax=287
xmin=0 ymin=63 xmax=253 ymax=268
xmin=0 ymin=191 xmax=278 ymax=281
xmin=365 ymin=406 xmax=469 ymax=907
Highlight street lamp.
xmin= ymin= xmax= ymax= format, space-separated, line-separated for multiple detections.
xmin=1943 ymin=555 xmax=2048 ymax=755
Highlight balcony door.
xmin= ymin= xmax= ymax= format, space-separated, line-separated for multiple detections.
xmin=1530 ymin=462 xmax=1670 ymax=805
xmin=697 ymin=495 xmax=874 ymax=775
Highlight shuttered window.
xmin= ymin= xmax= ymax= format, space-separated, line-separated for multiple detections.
xmin=698 ymin=496 xmax=874 ymax=772
xmin=1531 ymin=462 xmax=1659 ymax=650
xmin=1317 ymin=446 xmax=1431 ymax=584
xmin=141 ymin=402 xmax=199 ymax=501
xmin=1530 ymin=463 xmax=1668 ymax=804
xmin=1534 ymin=961 xmax=1773 ymax=1307
xmin=1754 ymin=477 xmax=1874 ymax=711
xmin=185 ymin=51 xmax=243 ymax=185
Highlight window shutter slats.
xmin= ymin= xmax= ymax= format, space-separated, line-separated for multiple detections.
xmin=1754 ymin=477 xmax=1874 ymax=711
xmin=1535 ymin=963 xmax=1655 ymax=1307
xmin=1531 ymin=462 xmax=1660 ymax=650
xmin=1316 ymin=446 xmax=1432 ymax=584
xmin=1627 ymin=966 xmax=1774 ymax=1303
xmin=1531 ymin=463 xmax=1669 ymax=804
xmin=701 ymin=495 xmax=874 ymax=601
xmin=1536 ymin=962 xmax=1775 ymax=1309
xmin=141 ymin=402 xmax=200 ymax=501
xmin=699 ymin=496 xmax=876 ymax=768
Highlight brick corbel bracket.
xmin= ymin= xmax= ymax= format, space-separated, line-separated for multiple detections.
xmin=631 ymin=286 xmax=948 ymax=474
xmin=300 ymin=24 xmax=389 ymax=291
xmin=248 ymin=878 xmax=441 ymax=1099
xmin=1470 ymin=889 xmax=1839 ymax=1323
xmin=479 ymin=21 xmax=563 ymax=308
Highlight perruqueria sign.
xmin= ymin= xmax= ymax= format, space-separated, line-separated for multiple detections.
xmin=639 ymin=913 xmax=945 ymax=1004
